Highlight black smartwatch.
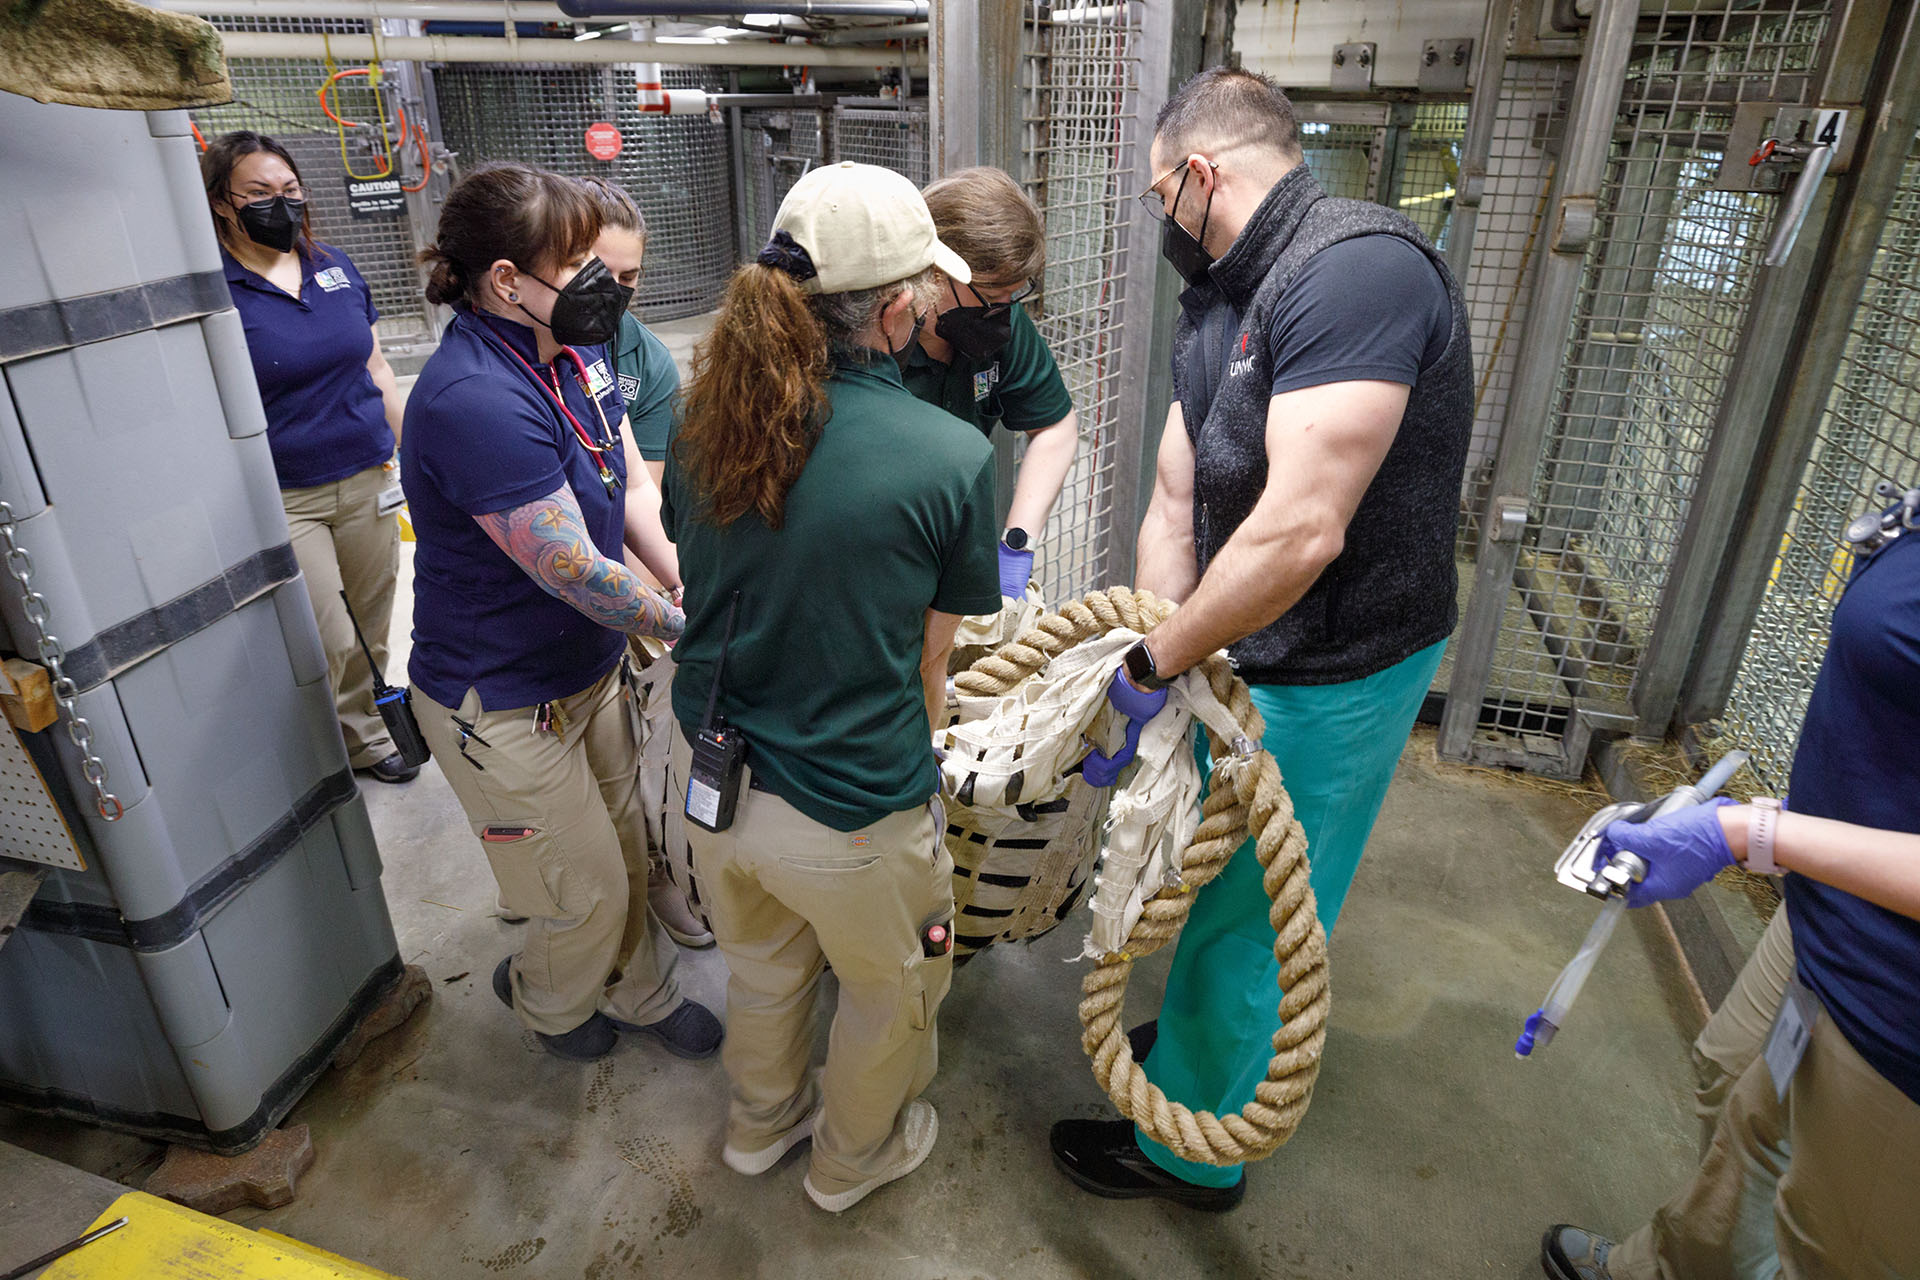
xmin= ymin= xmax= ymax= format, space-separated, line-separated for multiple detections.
xmin=1123 ymin=640 xmax=1168 ymax=692
xmin=1002 ymin=527 xmax=1030 ymax=551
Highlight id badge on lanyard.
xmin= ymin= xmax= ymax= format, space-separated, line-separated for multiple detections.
xmin=1763 ymin=972 xmax=1822 ymax=1100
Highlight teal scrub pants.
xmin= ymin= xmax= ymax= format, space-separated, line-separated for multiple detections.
xmin=1137 ymin=639 xmax=1447 ymax=1186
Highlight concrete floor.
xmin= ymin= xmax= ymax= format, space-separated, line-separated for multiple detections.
xmin=1 ymin=313 xmax=1709 ymax=1275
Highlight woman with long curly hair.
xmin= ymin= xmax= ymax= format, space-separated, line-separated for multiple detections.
xmin=663 ymin=162 xmax=999 ymax=1211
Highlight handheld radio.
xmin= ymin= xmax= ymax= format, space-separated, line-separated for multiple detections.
xmin=341 ymin=591 xmax=431 ymax=769
xmin=685 ymin=591 xmax=746 ymax=833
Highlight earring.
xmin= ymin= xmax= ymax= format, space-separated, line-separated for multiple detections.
xmin=507 ymin=293 xmax=519 ymax=302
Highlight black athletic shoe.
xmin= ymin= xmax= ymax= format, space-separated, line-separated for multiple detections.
xmin=1049 ymin=1118 xmax=1245 ymax=1211
xmin=606 ymin=999 xmax=724 ymax=1059
xmin=1128 ymin=1019 xmax=1157 ymax=1062
xmin=1540 ymin=1224 xmax=1616 ymax=1279
xmin=361 ymin=752 xmax=420 ymax=784
xmin=491 ymin=955 xmax=617 ymax=1061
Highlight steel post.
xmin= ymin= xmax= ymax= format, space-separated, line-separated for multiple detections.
xmin=1445 ymin=0 xmax=1520 ymax=280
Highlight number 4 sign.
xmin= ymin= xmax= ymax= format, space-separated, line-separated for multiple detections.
xmin=1812 ymin=108 xmax=1846 ymax=148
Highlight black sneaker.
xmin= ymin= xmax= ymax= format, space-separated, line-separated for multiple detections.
xmin=491 ymin=955 xmax=617 ymax=1061
xmin=361 ymin=752 xmax=421 ymax=784
xmin=1049 ymin=1118 xmax=1245 ymax=1211
xmin=606 ymin=999 xmax=724 ymax=1059
xmin=1541 ymin=1224 xmax=1616 ymax=1279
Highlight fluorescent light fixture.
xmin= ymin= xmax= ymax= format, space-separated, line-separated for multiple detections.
xmin=574 ymin=21 xmax=629 ymax=40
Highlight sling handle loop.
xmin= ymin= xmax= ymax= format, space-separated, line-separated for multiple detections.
xmin=955 ymin=587 xmax=1329 ymax=1165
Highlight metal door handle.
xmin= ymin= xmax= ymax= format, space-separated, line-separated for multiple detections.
xmin=1755 ymin=139 xmax=1834 ymax=266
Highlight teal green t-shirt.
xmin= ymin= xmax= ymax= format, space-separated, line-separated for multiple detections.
xmin=613 ymin=312 xmax=680 ymax=461
xmin=901 ymin=303 xmax=1074 ymax=436
xmin=663 ymin=349 xmax=1001 ymax=831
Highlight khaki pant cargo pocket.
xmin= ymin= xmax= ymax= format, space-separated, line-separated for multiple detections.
xmin=477 ymin=822 xmax=569 ymax=919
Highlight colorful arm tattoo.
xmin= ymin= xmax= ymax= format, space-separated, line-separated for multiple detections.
xmin=475 ymin=483 xmax=685 ymax=640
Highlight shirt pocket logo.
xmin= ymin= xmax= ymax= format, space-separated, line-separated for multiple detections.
xmin=315 ymin=267 xmax=351 ymax=292
xmin=972 ymin=364 xmax=1000 ymax=403
xmin=583 ymin=359 xmax=615 ymax=397
xmin=617 ymin=373 xmax=641 ymax=403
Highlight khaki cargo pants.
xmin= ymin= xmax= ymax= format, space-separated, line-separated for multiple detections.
xmin=670 ymin=728 xmax=953 ymax=1196
xmin=282 ymin=462 xmax=399 ymax=769
xmin=415 ymin=663 xmax=680 ymax=1036
xmin=1609 ymin=907 xmax=1920 ymax=1279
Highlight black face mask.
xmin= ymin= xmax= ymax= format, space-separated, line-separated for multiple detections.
xmin=1159 ymin=166 xmax=1215 ymax=287
xmin=235 ymin=195 xmax=303 ymax=254
xmin=937 ymin=282 xmax=1016 ymax=362
xmin=887 ymin=309 xmax=929 ymax=366
xmin=519 ymin=256 xmax=627 ymax=347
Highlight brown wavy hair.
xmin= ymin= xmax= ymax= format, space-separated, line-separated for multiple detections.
xmin=677 ymin=264 xmax=937 ymax=529
xmin=201 ymin=131 xmax=318 ymax=259
xmin=418 ymin=162 xmax=600 ymax=308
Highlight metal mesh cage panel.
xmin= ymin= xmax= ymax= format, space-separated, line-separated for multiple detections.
xmin=739 ymin=106 xmax=826 ymax=250
xmin=1473 ymin=0 xmax=1829 ymax=750
xmin=432 ymin=64 xmax=734 ymax=321
xmin=1299 ymin=121 xmax=1378 ymax=200
xmin=1395 ymin=103 xmax=1470 ymax=248
xmin=832 ymin=101 xmax=930 ymax=184
xmin=1717 ymin=132 xmax=1920 ymax=790
xmin=192 ymin=20 xmax=433 ymax=345
xmin=1020 ymin=2 xmax=1143 ymax=603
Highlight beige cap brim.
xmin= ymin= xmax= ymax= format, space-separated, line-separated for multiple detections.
xmin=930 ymin=236 xmax=972 ymax=286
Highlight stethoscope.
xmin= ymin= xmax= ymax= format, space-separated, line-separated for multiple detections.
xmin=476 ymin=315 xmax=624 ymax=498
xmin=1844 ymin=480 xmax=1919 ymax=569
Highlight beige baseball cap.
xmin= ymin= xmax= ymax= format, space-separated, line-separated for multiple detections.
xmin=771 ymin=161 xmax=971 ymax=294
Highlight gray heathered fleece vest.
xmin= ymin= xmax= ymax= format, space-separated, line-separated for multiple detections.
xmin=1175 ymin=165 xmax=1474 ymax=686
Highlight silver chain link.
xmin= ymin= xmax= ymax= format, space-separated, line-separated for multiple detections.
xmin=0 ymin=501 xmax=122 ymax=821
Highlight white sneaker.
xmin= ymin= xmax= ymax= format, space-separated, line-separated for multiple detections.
xmin=803 ymin=1101 xmax=937 ymax=1212
xmin=722 ymin=1111 xmax=815 ymax=1176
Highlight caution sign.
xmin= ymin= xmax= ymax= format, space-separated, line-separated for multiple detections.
xmin=345 ymin=176 xmax=405 ymax=218
xmin=585 ymin=122 xmax=623 ymax=161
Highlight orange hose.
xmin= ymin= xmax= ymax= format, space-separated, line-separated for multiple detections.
xmin=317 ymin=67 xmax=372 ymax=129
xmin=189 ymin=119 xmax=209 ymax=152
xmin=402 ymin=119 xmax=432 ymax=192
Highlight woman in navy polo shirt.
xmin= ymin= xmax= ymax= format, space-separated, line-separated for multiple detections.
xmin=203 ymin=131 xmax=414 ymax=784
xmin=403 ymin=162 xmax=720 ymax=1064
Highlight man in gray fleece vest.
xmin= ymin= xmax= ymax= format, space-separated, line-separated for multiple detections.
xmin=1051 ymin=68 xmax=1474 ymax=1210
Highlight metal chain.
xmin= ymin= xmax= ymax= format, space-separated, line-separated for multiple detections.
xmin=0 ymin=501 xmax=123 ymax=821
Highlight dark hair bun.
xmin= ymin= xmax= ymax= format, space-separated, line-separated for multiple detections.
xmin=420 ymin=247 xmax=467 ymax=307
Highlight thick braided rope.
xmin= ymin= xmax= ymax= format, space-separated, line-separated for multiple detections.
xmin=956 ymin=587 xmax=1329 ymax=1164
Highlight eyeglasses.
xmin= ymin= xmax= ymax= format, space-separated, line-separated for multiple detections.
xmin=1135 ymin=158 xmax=1217 ymax=222
xmin=234 ymin=184 xmax=306 ymax=204
xmin=958 ymin=278 xmax=1037 ymax=311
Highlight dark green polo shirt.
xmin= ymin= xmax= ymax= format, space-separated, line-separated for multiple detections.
xmin=902 ymin=303 xmax=1074 ymax=436
xmin=663 ymin=348 xmax=1000 ymax=831
xmin=612 ymin=312 xmax=679 ymax=461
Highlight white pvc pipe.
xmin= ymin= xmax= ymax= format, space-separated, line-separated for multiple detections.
xmin=216 ymin=29 xmax=927 ymax=67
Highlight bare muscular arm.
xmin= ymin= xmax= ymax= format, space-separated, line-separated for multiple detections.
xmin=476 ymin=482 xmax=685 ymax=639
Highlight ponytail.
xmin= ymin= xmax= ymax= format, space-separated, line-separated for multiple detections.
xmin=676 ymin=264 xmax=832 ymax=530
xmin=421 ymin=247 xmax=469 ymax=306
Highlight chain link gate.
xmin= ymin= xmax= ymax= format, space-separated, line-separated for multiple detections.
xmin=432 ymin=63 xmax=734 ymax=322
xmin=192 ymin=17 xmax=435 ymax=349
xmin=1715 ymin=130 xmax=1920 ymax=790
xmin=1441 ymin=0 xmax=1835 ymax=778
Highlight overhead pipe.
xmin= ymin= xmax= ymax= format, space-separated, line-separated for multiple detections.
xmin=215 ymin=29 xmax=927 ymax=67
xmin=555 ymin=0 xmax=927 ymax=18
xmin=150 ymin=0 xmax=576 ymax=20
xmin=818 ymin=21 xmax=926 ymax=43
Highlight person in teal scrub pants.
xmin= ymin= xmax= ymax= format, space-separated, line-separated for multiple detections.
xmin=907 ymin=167 xmax=1079 ymax=600
xmin=1048 ymin=67 xmax=1474 ymax=1210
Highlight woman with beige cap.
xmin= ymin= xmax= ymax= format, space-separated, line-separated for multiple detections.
xmin=661 ymin=161 xmax=1000 ymax=1211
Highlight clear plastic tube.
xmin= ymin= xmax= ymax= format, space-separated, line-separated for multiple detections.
xmin=1516 ymin=896 xmax=1627 ymax=1057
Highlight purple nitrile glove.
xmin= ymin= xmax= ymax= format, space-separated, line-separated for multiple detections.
xmin=998 ymin=541 xmax=1036 ymax=599
xmin=1081 ymin=668 xmax=1170 ymax=788
xmin=1593 ymin=797 xmax=1738 ymax=907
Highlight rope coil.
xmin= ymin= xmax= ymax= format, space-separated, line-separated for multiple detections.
xmin=955 ymin=587 xmax=1329 ymax=1165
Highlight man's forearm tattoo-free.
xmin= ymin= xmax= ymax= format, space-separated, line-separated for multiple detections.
xmin=477 ymin=484 xmax=685 ymax=639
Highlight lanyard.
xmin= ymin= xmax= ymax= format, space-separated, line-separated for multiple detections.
xmin=478 ymin=318 xmax=623 ymax=497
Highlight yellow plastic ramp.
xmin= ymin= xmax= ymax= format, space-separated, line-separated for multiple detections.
xmin=42 ymin=1192 xmax=402 ymax=1279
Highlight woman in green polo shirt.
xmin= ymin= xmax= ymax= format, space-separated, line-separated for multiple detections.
xmin=662 ymin=162 xmax=1000 ymax=1212
xmin=909 ymin=166 xmax=1080 ymax=598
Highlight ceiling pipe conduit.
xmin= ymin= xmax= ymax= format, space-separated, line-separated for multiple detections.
xmin=555 ymin=0 xmax=927 ymax=18
xmin=215 ymin=30 xmax=927 ymax=67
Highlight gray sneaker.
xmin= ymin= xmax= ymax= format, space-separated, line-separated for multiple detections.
xmin=605 ymin=999 xmax=724 ymax=1059
xmin=1541 ymin=1224 xmax=1615 ymax=1279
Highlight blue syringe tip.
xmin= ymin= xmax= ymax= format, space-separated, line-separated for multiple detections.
xmin=1516 ymin=1009 xmax=1546 ymax=1059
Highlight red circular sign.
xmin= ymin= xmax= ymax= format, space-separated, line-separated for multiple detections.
xmin=584 ymin=122 xmax=622 ymax=161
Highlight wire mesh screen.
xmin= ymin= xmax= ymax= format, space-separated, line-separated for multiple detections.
xmin=191 ymin=18 xmax=432 ymax=345
xmin=1456 ymin=58 xmax=1577 ymax=561
xmin=739 ymin=106 xmax=826 ymax=250
xmin=1020 ymin=2 xmax=1143 ymax=603
xmin=832 ymin=102 xmax=930 ymax=184
xmin=1395 ymin=102 xmax=1469 ymax=248
xmin=1472 ymin=0 xmax=1829 ymax=758
xmin=433 ymin=64 xmax=734 ymax=321
xmin=1716 ymin=132 xmax=1920 ymax=790
xmin=1298 ymin=121 xmax=1378 ymax=199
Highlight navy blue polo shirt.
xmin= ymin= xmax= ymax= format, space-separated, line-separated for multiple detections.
xmin=1784 ymin=529 xmax=1920 ymax=1105
xmin=401 ymin=309 xmax=630 ymax=710
xmin=221 ymin=243 xmax=395 ymax=489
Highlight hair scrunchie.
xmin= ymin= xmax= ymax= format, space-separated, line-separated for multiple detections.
xmin=757 ymin=229 xmax=818 ymax=283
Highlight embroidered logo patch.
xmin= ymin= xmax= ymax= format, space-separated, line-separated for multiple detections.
xmin=315 ymin=267 xmax=351 ymax=292
xmin=850 ymin=834 xmax=873 ymax=848
xmin=583 ymin=359 xmax=615 ymax=397
xmin=972 ymin=363 xmax=1001 ymax=403
xmin=617 ymin=373 xmax=641 ymax=403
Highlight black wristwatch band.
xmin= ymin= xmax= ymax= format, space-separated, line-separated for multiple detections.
xmin=1002 ymin=527 xmax=1030 ymax=551
xmin=1123 ymin=640 xmax=1168 ymax=691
